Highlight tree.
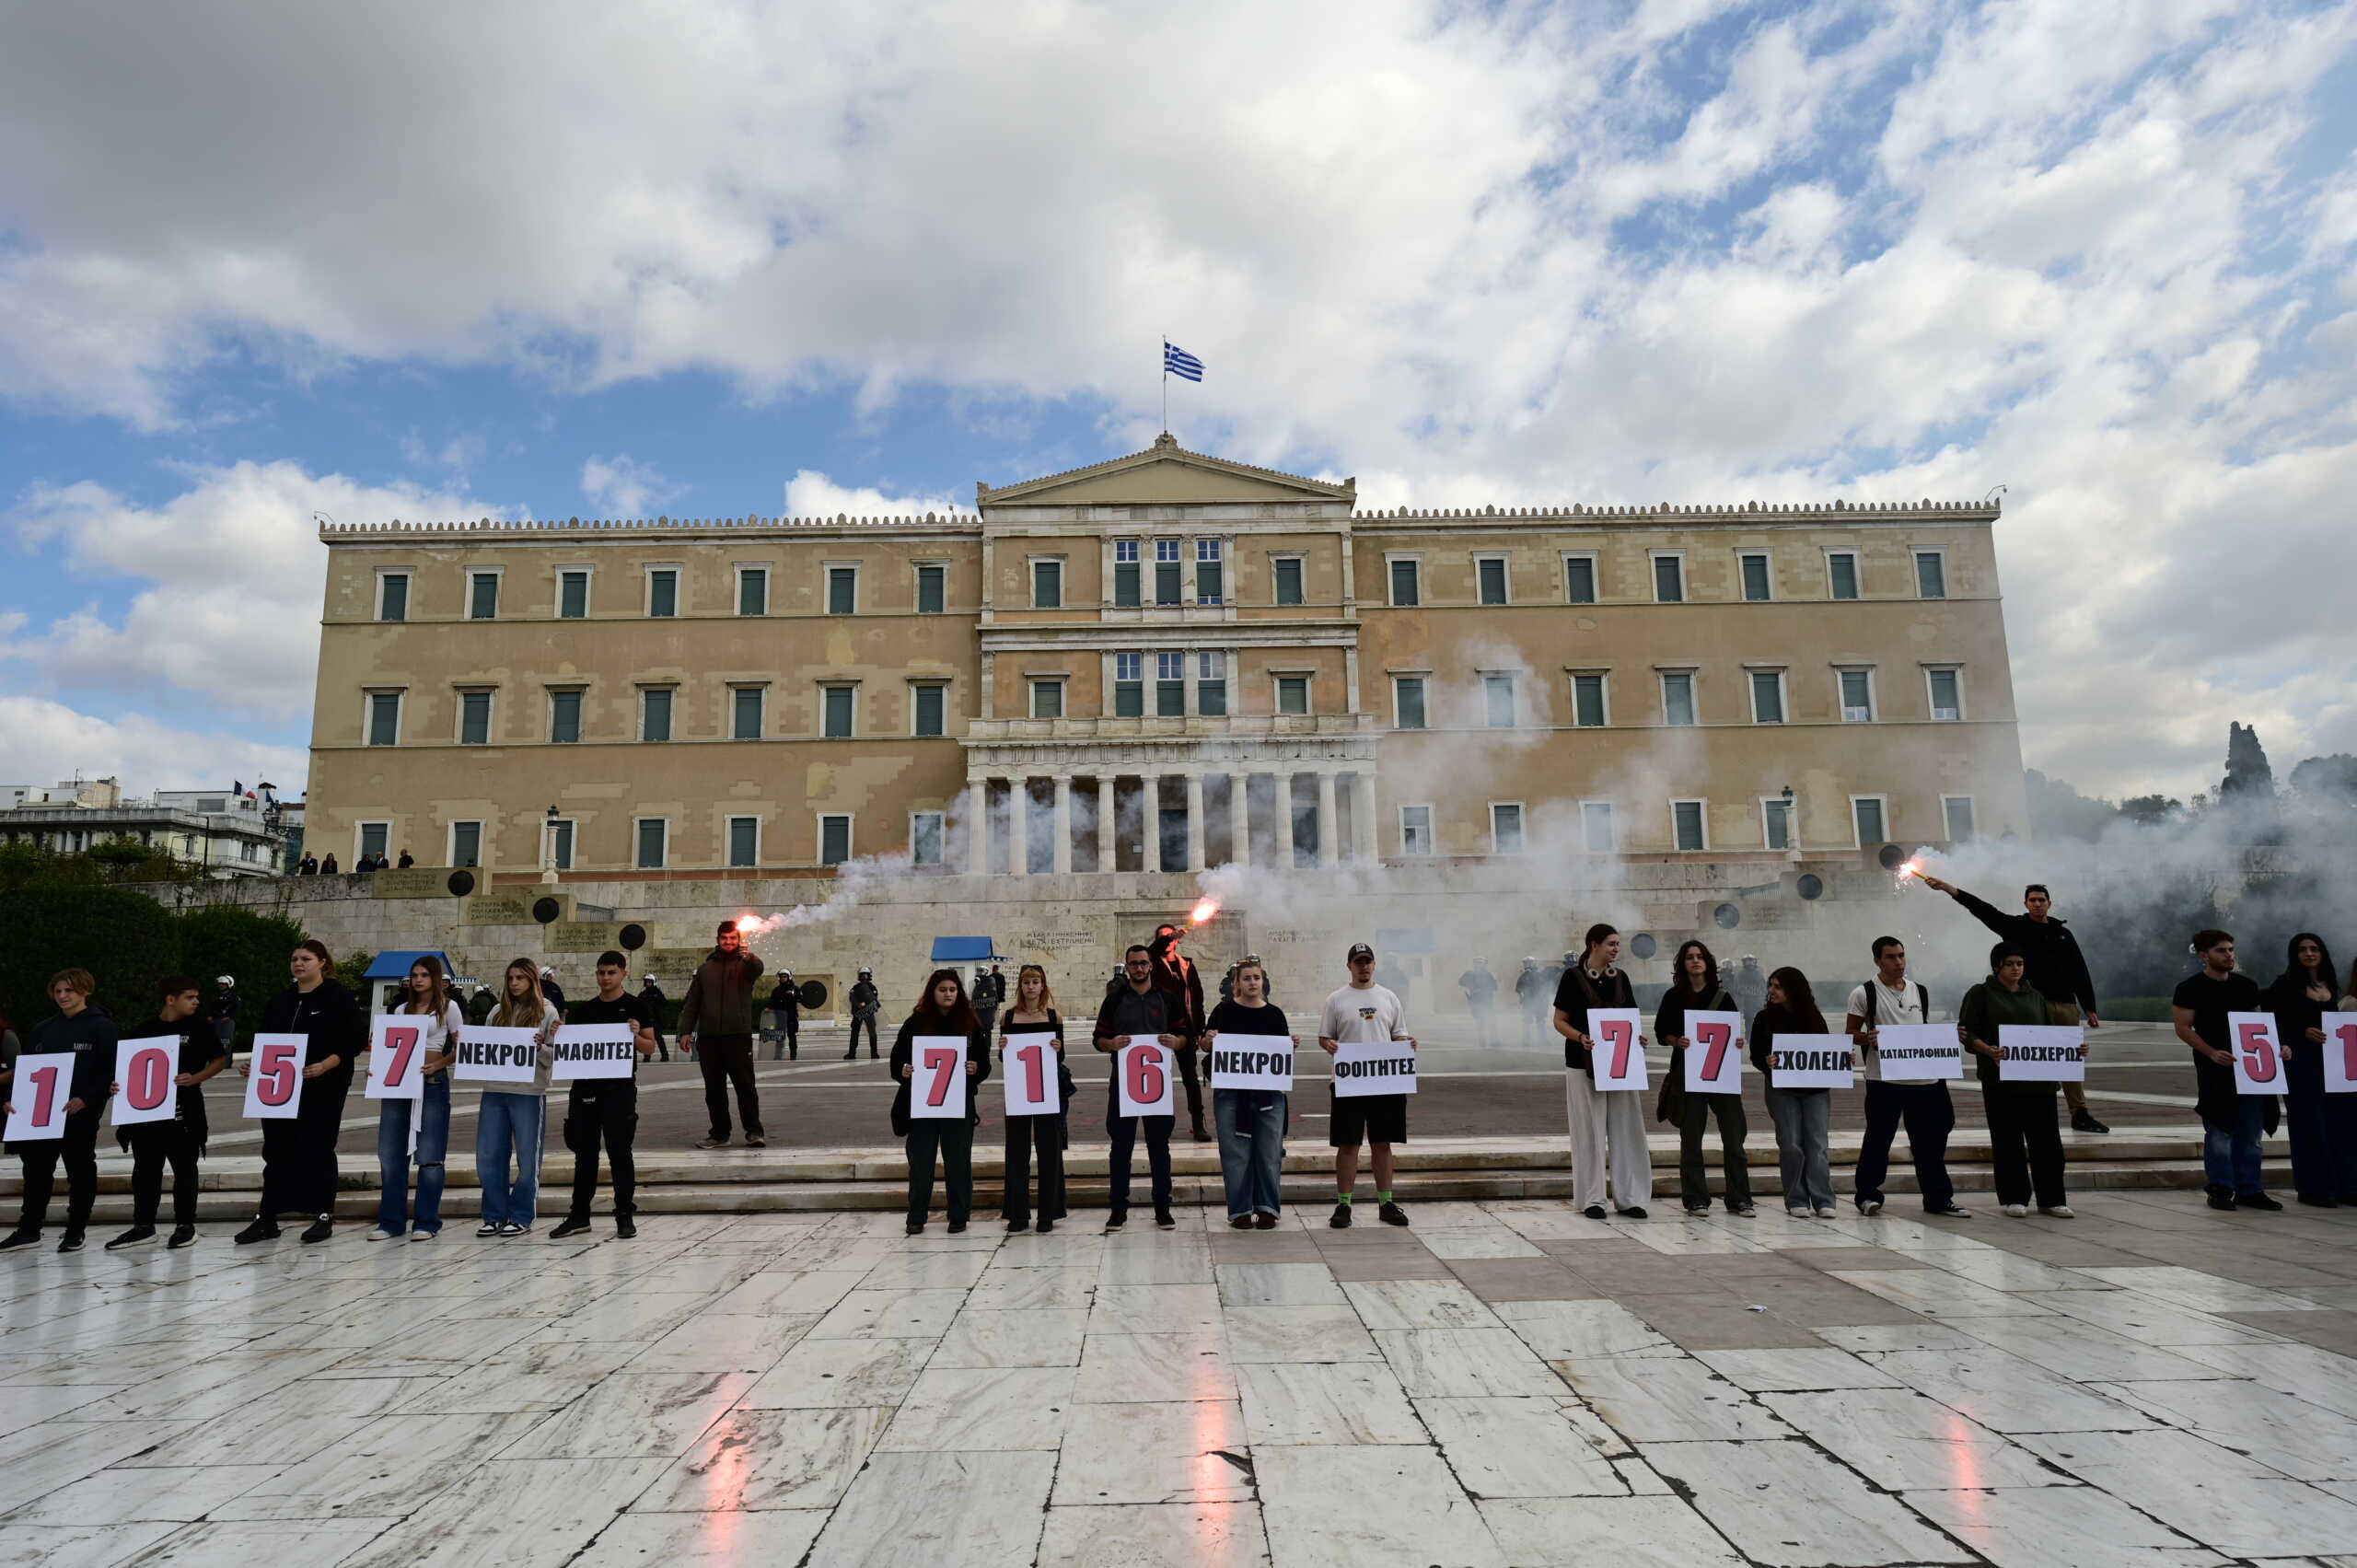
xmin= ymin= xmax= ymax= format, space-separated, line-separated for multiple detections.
xmin=2290 ymin=754 xmax=2357 ymax=808
xmin=2024 ymin=770 xmax=2119 ymax=842
xmin=2220 ymin=722 xmax=2278 ymax=803
xmin=2119 ymin=795 xmax=2184 ymax=827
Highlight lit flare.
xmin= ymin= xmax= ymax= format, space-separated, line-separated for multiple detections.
xmin=1189 ymin=898 xmax=1219 ymax=927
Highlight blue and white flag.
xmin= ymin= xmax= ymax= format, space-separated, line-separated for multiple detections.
xmin=1163 ymin=342 xmax=1204 ymax=382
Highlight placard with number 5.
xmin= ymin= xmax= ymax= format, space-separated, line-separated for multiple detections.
xmin=909 ymin=1035 xmax=970 ymax=1120
xmin=1587 ymin=1007 xmax=1647 ymax=1092
xmin=1003 ymin=1032 xmax=1062 ymax=1116
xmin=4 ymin=1052 xmax=78 ymax=1142
xmin=242 ymin=1033 xmax=308 ymax=1121
xmin=1681 ymin=1011 xmax=1745 ymax=1095
xmin=2322 ymin=1013 xmax=2357 ymax=1095
xmin=111 ymin=1036 xmax=181 ymax=1127
xmin=2228 ymin=1012 xmax=2285 ymax=1096
xmin=366 ymin=1016 xmax=426 ymax=1101
xmin=1117 ymin=1041 xmax=1175 ymax=1118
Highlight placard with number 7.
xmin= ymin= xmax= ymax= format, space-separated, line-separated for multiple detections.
xmin=4 ymin=1052 xmax=78 ymax=1142
xmin=1587 ymin=1007 xmax=1648 ymax=1092
xmin=2228 ymin=1012 xmax=2285 ymax=1097
xmin=909 ymin=1035 xmax=970 ymax=1120
xmin=242 ymin=1033 xmax=309 ymax=1121
xmin=366 ymin=1015 xmax=426 ymax=1101
xmin=2322 ymin=1013 xmax=2357 ymax=1095
xmin=1002 ymin=1032 xmax=1062 ymax=1116
xmin=111 ymin=1036 xmax=182 ymax=1127
xmin=1681 ymin=1010 xmax=1745 ymax=1095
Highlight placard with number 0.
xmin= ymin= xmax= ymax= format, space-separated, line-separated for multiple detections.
xmin=111 ymin=1036 xmax=181 ymax=1126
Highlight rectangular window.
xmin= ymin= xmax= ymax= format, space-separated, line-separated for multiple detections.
xmin=1196 ymin=539 xmax=1223 ymax=606
xmin=1030 ymin=679 xmax=1065 ymax=719
xmin=1114 ymin=540 xmax=1142 ymax=608
xmin=640 ymin=688 xmax=673 ymax=743
xmin=1483 ymin=675 xmax=1515 ymax=728
xmin=906 ymin=563 xmax=941 ymax=615
xmin=1388 ymin=558 xmax=1421 ymax=607
xmin=1944 ymin=796 xmax=1976 ymax=843
xmin=1154 ymin=540 xmax=1183 ymax=605
xmin=459 ymin=690 xmax=492 ymax=746
xmin=635 ymin=819 xmax=667 ymax=869
xmin=1564 ymin=554 xmax=1597 ymax=604
xmin=469 ymin=572 xmax=500 ymax=620
xmin=1197 ymin=650 xmax=1226 ymax=716
xmin=1582 ymin=801 xmax=1615 ymax=853
xmin=911 ymin=811 xmax=944 ymax=866
xmin=1852 ymin=796 xmax=1887 ymax=846
xmin=1750 ymin=670 xmax=1786 ymax=725
xmin=912 ymin=683 xmax=946 ymax=738
xmin=1672 ymin=800 xmax=1707 ymax=852
xmin=1652 ymin=553 xmax=1684 ymax=603
xmin=450 ymin=821 xmax=482 ymax=868
xmin=1839 ymin=668 xmax=1875 ymax=723
xmin=648 ymin=567 xmax=679 ymax=619
xmin=1915 ymin=552 xmax=1946 ymax=599
xmin=1739 ymin=552 xmax=1772 ymax=602
xmin=358 ymin=822 xmax=390 ymax=861
xmin=1928 ymin=667 xmax=1962 ymax=721
xmin=1491 ymin=803 xmax=1525 ymax=855
xmin=1477 ymin=556 xmax=1508 ymax=605
xmin=1762 ymin=797 xmax=1794 ymax=851
xmin=1660 ymin=671 xmax=1696 ymax=727
xmin=367 ymin=691 xmax=401 ymax=748
xmin=1276 ymin=676 xmax=1309 ymax=715
xmin=727 ymin=816 xmax=760 ymax=869
xmin=737 ymin=567 xmax=768 ymax=617
xmin=1400 ymin=805 xmax=1434 ymax=857
xmin=1828 ymin=551 xmax=1860 ymax=600
xmin=1393 ymin=675 xmax=1427 ymax=730
xmin=549 ymin=819 xmax=574 ymax=871
xmin=827 ymin=566 xmax=857 ymax=615
xmin=1273 ymin=556 xmax=1304 ymax=606
xmin=1032 ymin=559 xmax=1062 ymax=610
xmin=1155 ymin=651 xmax=1185 ymax=716
xmin=1573 ymin=674 xmax=1607 ymax=728
xmin=822 ymin=685 xmax=854 ymax=738
xmin=733 ymin=686 xmax=765 ymax=740
xmin=559 ymin=570 xmax=589 ymax=619
xmin=377 ymin=573 xmax=409 ymax=622
xmin=549 ymin=689 xmax=583 ymax=744
xmin=819 ymin=814 xmax=852 ymax=866
xmin=1113 ymin=652 xmax=1144 ymax=717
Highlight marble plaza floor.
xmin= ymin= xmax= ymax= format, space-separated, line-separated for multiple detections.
xmin=12 ymin=1193 xmax=2357 ymax=1566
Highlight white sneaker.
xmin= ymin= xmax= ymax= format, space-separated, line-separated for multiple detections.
xmin=1856 ymin=1199 xmax=1884 ymax=1216
xmin=408 ymin=1228 xmax=438 ymax=1241
xmin=364 ymin=1227 xmax=400 ymax=1243
xmin=2002 ymin=1203 xmax=2029 ymax=1217
xmin=2038 ymin=1204 xmax=2074 ymax=1218
xmin=1812 ymin=1205 xmax=1840 ymax=1219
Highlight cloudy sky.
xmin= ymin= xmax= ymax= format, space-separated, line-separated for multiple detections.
xmin=2 ymin=0 xmax=2351 ymax=802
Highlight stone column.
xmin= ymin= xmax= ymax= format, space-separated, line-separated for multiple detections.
xmin=1012 ymin=777 xmax=1031 ymax=877
xmin=1316 ymin=770 xmax=1339 ymax=869
xmin=1185 ymin=771 xmax=1206 ymax=872
xmin=1096 ymin=774 xmax=1115 ymax=874
xmin=1051 ymin=774 xmax=1073 ymax=876
xmin=969 ymin=777 xmax=990 ymax=874
xmin=1354 ymin=772 xmax=1378 ymax=860
xmin=1225 ymin=771 xmax=1247 ymax=867
xmin=1274 ymin=772 xmax=1295 ymax=868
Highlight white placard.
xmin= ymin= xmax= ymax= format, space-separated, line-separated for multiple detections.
xmin=2229 ymin=1011 xmax=2286 ymax=1095
xmin=1997 ymin=1024 xmax=2086 ymax=1082
xmin=5 ymin=1051 xmax=78 ymax=1141
xmin=1769 ymin=1034 xmax=1854 ymax=1090
xmin=242 ymin=1033 xmax=308 ymax=1121
xmin=452 ymin=1025 xmax=542 ymax=1084
xmin=1331 ymin=1040 xmax=1420 ymax=1098
xmin=1682 ymin=1011 xmax=1746 ymax=1095
xmin=1587 ymin=1007 xmax=1648 ymax=1092
xmin=1002 ymin=1031 xmax=1062 ymax=1117
xmin=366 ymin=1015 xmax=427 ymax=1101
xmin=111 ymin=1037 xmax=180 ymax=1126
xmin=910 ymin=1035 xmax=971 ymax=1120
xmin=1209 ymin=1033 xmax=1295 ymax=1093
xmin=2323 ymin=1012 xmax=2357 ymax=1095
xmin=552 ymin=1023 xmax=637 ymax=1083
xmin=1875 ymin=1023 xmax=1965 ymax=1082
xmin=1116 ymin=1041 xmax=1176 ymax=1119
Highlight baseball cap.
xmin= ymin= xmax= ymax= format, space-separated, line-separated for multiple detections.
xmin=1347 ymin=942 xmax=1375 ymax=962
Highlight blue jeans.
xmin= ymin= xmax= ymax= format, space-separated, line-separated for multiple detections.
xmin=2203 ymin=1096 xmax=2270 ymax=1194
xmin=1213 ymin=1089 xmax=1286 ymax=1218
xmin=377 ymin=1073 xmax=452 ymax=1235
xmin=476 ymin=1093 xmax=546 ymax=1226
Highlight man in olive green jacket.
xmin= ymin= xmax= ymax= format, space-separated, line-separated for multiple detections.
xmin=681 ymin=923 xmax=767 ymax=1148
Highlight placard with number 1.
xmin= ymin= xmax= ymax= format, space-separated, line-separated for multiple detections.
xmin=1002 ymin=1032 xmax=1062 ymax=1115
xmin=2323 ymin=1013 xmax=2357 ymax=1094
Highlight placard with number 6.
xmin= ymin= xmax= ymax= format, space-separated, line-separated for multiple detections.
xmin=111 ymin=1036 xmax=181 ymax=1127
xmin=242 ymin=1032 xmax=308 ymax=1121
xmin=909 ymin=1035 xmax=970 ymax=1120
xmin=1117 ymin=1041 xmax=1175 ymax=1118
xmin=366 ymin=1015 xmax=426 ymax=1101
xmin=1587 ymin=1007 xmax=1647 ymax=1092
xmin=2325 ymin=1013 xmax=2357 ymax=1095
xmin=4 ymin=1052 xmax=78 ymax=1142
xmin=1003 ymin=1032 xmax=1062 ymax=1116
xmin=1681 ymin=1011 xmax=1745 ymax=1095
xmin=2228 ymin=1012 xmax=2285 ymax=1096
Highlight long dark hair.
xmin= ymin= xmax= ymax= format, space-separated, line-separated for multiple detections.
xmin=2284 ymin=932 xmax=2338 ymax=992
xmin=913 ymin=968 xmax=979 ymax=1034
xmin=1671 ymin=940 xmax=1719 ymax=996
xmin=1767 ymin=966 xmax=1828 ymax=1033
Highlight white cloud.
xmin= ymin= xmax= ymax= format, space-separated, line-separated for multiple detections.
xmin=0 ymin=694 xmax=308 ymax=797
xmin=783 ymin=470 xmax=963 ymax=520
xmin=580 ymin=453 xmax=683 ymax=519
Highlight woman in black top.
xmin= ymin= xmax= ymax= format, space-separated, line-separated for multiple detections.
xmin=1000 ymin=964 xmax=1074 ymax=1234
xmin=1554 ymin=924 xmax=1650 ymax=1219
xmin=0 ymin=968 xmax=118 ymax=1253
xmin=2273 ymin=934 xmax=2357 ymax=1207
xmin=1654 ymin=941 xmax=1752 ymax=1217
xmin=890 ymin=969 xmax=992 ymax=1236
xmin=237 ymin=939 xmax=365 ymax=1246
xmin=1752 ymin=967 xmax=1840 ymax=1217
xmin=1204 ymin=958 xmax=1294 ymax=1228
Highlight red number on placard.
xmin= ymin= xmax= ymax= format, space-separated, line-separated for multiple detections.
xmin=1601 ymin=1018 xmax=1635 ymax=1077
xmin=2237 ymin=1020 xmax=2280 ymax=1083
xmin=125 ymin=1048 xmax=171 ymax=1110
xmin=378 ymin=1026 xmax=420 ymax=1087
xmin=1126 ymin=1046 xmax=1167 ymax=1106
xmin=255 ymin=1040 xmax=299 ymax=1106
xmin=1694 ymin=1021 xmax=1732 ymax=1083
xmin=921 ymin=1046 xmax=958 ymax=1108
xmin=1016 ymin=1043 xmax=1047 ymax=1104
xmin=26 ymin=1063 xmax=60 ymax=1124
xmin=2338 ymin=1023 xmax=2357 ymax=1086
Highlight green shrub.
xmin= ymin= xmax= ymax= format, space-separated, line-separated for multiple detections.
xmin=0 ymin=889 xmax=182 ymax=1031
xmin=177 ymin=903 xmax=308 ymax=1039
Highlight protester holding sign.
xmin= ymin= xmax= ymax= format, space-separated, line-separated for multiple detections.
xmin=0 ymin=970 xmax=117 ymax=1253
xmin=1653 ymin=941 xmax=1752 ymax=1217
xmin=1096 ymin=945 xmax=1182 ymax=1232
xmin=1206 ymin=958 xmax=1293 ymax=1229
xmin=107 ymin=976 xmax=226 ymax=1250
xmin=891 ymin=970 xmax=991 ymax=1235
xmin=1554 ymin=924 xmax=1650 ymax=1220
xmin=366 ymin=956 xmax=464 ymax=1243
xmin=2173 ymin=930 xmax=2282 ymax=1212
xmin=237 ymin=941 xmax=363 ymax=1246
xmin=999 ymin=964 xmax=1073 ymax=1235
xmin=476 ymin=958 xmax=558 ymax=1237
xmin=2271 ymin=934 xmax=2357 ymax=1208
xmin=552 ymin=951 xmax=657 ymax=1241
xmin=1844 ymin=937 xmax=1969 ymax=1221
xmin=1319 ymin=942 xmax=1415 ymax=1229
xmin=1752 ymin=968 xmax=1840 ymax=1217
xmin=1960 ymin=941 xmax=2070 ymax=1216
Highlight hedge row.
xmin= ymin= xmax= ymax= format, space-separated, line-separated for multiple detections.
xmin=0 ymin=889 xmax=306 ymax=1041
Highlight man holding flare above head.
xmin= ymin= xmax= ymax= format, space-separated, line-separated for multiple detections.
xmin=1916 ymin=872 xmax=2109 ymax=1133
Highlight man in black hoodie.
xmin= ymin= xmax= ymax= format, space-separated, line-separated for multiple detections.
xmin=1 ymin=969 xmax=118 ymax=1253
xmin=1150 ymin=924 xmax=1211 ymax=1142
xmin=680 ymin=922 xmax=766 ymax=1148
xmin=110 ymin=975 xmax=227 ymax=1249
xmin=1920 ymin=876 xmax=2109 ymax=1132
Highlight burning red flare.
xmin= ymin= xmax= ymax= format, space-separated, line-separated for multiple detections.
xmin=1189 ymin=898 xmax=1219 ymax=927
xmin=1898 ymin=859 xmax=1924 ymax=881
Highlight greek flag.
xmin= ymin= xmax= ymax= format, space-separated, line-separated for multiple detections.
xmin=1163 ymin=342 xmax=1204 ymax=382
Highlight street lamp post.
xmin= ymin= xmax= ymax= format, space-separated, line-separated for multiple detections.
xmin=1781 ymin=784 xmax=1802 ymax=864
xmin=540 ymin=804 xmax=561 ymax=886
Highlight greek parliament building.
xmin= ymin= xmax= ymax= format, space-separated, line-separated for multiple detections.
xmin=306 ymin=436 xmax=2026 ymax=887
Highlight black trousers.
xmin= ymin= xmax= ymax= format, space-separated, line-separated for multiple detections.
xmin=259 ymin=1072 xmax=350 ymax=1217
xmin=564 ymin=1081 xmax=638 ymax=1219
xmin=15 ymin=1109 xmax=102 ymax=1232
xmin=905 ymin=1119 xmax=975 ymax=1225
xmin=1106 ymin=1109 xmax=1175 ymax=1214
xmin=1853 ymin=1081 xmax=1956 ymax=1210
xmin=1983 ymin=1085 xmax=2066 ymax=1208
xmin=696 ymin=1034 xmax=762 ymax=1138
xmin=129 ymin=1121 xmax=203 ymax=1227
xmin=847 ymin=1015 xmax=879 ymax=1058
xmin=771 ymin=1020 xmax=797 ymax=1060
xmin=1677 ymin=1094 xmax=1751 ymax=1210
xmin=1176 ymin=1044 xmax=1206 ymax=1128
xmin=1003 ymin=1114 xmax=1067 ymax=1226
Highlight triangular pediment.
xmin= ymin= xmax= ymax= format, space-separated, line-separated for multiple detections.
xmin=979 ymin=435 xmax=1354 ymax=508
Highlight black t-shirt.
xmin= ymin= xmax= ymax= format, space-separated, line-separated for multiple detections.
xmin=568 ymin=993 xmax=646 ymax=1079
xmin=145 ymin=1015 xmax=226 ymax=1121
xmin=2173 ymin=970 xmax=2262 ymax=1054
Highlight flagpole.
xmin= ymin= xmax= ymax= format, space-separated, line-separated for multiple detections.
xmin=1160 ymin=338 xmax=1168 ymax=435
